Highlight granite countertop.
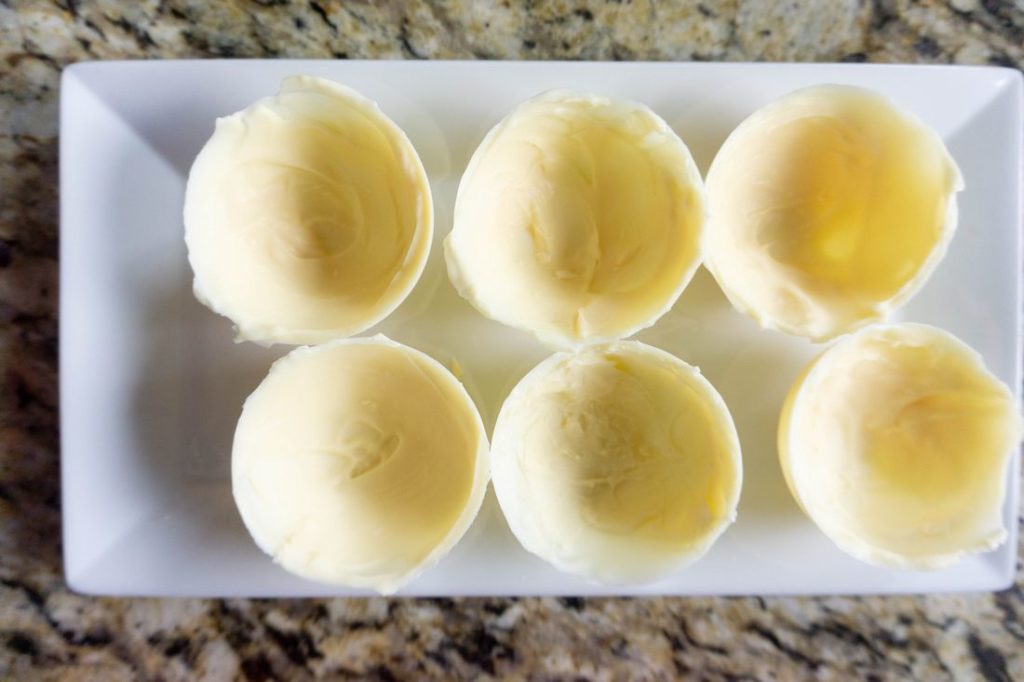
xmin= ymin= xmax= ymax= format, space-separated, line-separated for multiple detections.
xmin=2 ymin=1 xmax=1024 ymax=680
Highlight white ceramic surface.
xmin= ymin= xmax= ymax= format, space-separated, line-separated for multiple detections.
xmin=60 ymin=60 xmax=1023 ymax=597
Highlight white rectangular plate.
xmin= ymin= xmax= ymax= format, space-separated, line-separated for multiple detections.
xmin=61 ymin=60 xmax=1023 ymax=597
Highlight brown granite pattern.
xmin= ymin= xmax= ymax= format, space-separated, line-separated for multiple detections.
xmin=2 ymin=1 xmax=1024 ymax=680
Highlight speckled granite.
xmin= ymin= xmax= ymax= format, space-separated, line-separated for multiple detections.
xmin=2 ymin=1 xmax=1024 ymax=680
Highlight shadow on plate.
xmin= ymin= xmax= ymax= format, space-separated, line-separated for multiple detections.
xmin=129 ymin=262 xmax=280 ymax=544
xmin=639 ymin=268 xmax=815 ymax=526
